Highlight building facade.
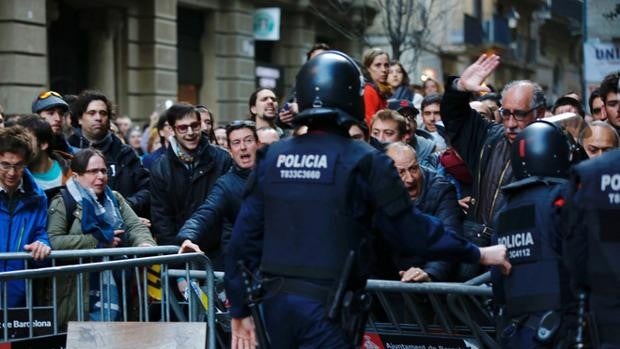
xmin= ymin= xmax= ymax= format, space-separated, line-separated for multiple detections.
xmin=365 ymin=0 xmax=583 ymax=105
xmin=0 ymin=0 xmax=374 ymax=123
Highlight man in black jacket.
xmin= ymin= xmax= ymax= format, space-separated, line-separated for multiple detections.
xmin=70 ymin=90 xmax=150 ymax=216
xmin=150 ymin=103 xmax=231 ymax=249
xmin=385 ymin=142 xmax=463 ymax=282
xmin=441 ymin=54 xmax=545 ymax=228
xmin=177 ymin=120 xmax=258 ymax=269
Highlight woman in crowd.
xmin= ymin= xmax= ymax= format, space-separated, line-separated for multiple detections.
xmin=362 ymin=48 xmax=392 ymax=126
xmin=422 ymin=77 xmax=443 ymax=96
xmin=388 ymin=61 xmax=414 ymax=101
xmin=196 ymin=105 xmax=216 ymax=144
xmin=127 ymin=127 xmax=144 ymax=156
xmin=47 ymin=148 xmax=155 ymax=326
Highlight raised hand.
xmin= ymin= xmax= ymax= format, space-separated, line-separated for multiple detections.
xmin=457 ymin=54 xmax=500 ymax=93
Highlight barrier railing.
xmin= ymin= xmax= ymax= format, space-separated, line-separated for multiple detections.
xmin=170 ymin=270 xmax=498 ymax=348
xmin=364 ymin=272 xmax=498 ymax=348
xmin=0 ymin=250 xmax=216 ymax=349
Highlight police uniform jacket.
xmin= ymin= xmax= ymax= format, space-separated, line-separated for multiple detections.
xmin=224 ymin=131 xmax=481 ymax=318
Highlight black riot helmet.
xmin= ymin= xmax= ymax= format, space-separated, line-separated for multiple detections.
xmin=511 ymin=120 xmax=572 ymax=180
xmin=294 ymin=50 xmax=365 ymax=125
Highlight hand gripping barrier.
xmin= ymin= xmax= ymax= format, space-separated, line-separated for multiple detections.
xmin=169 ymin=270 xmax=498 ymax=348
xmin=364 ymin=272 xmax=499 ymax=348
xmin=0 ymin=248 xmax=216 ymax=349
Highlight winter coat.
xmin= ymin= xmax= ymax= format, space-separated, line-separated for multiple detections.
xmin=0 ymin=170 xmax=49 ymax=307
xmin=47 ymin=190 xmax=156 ymax=327
xmin=441 ymin=76 xmax=512 ymax=225
xmin=177 ymin=165 xmax=251 ymax=269
xmin=150 ymin=136 xmax=232 ymax=248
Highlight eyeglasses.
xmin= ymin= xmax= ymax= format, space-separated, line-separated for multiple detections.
xmin=226 ymin=120 xmax=256 ymax=133
xmin=0 ymin=161 xmax=25 ymax=172
xmin=498 ymin=107 xmax=537 ymax=121
xmin=83 ymin=168 xmax=108 ymax=176
xmin=175 ymin=122 xmax=201 ymax=134
xmin=37 ymin=91 xmax=62 ymax=100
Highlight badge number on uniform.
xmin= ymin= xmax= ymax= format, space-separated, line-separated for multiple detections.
xmin=497 ymin=205 xmax=539 ymax=264
xmin=270 ymin=151 xmax=338 ymax=184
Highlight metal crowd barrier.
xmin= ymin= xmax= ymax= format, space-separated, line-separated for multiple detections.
xmin=0 ymin=248 xmax=216 ymax=349
xmin=171 ymin=270 xmax=498 ymax=349
xmin=364 ymin=272 xmax=498 ymax=349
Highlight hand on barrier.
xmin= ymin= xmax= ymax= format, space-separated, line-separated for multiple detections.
xmin=178 ymin=239 xmax=203 ymax=254
xmin=231 ymin=316 xmax=257 ymax=349
xmin=479 ymin=244 xmax=512 ymax=275
xmin=23 ymin=241 xmax=51 ymax=261
xmin=456 ymin=54 xmax=500 ymax=93
xmin=107 ymin=229 xmax=124 ymax=248
xmin=399 ymin=267 xmax=431 ymax=282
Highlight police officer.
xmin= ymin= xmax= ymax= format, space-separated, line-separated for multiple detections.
xmin=224 ymin=51 xmax=511 ymax=349
xmin=491 ymin=121 xmax=575 ymax=348
xmin=565 ymin=148 xmax=620 ymax=348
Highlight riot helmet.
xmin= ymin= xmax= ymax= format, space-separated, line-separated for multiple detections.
xmin=295 ymin=50 xmax=364 ymax=125
xmin=511 ymin=120 xmax=571 ymax=180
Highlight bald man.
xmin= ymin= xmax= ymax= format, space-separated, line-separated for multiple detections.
xmin=579 ymin=121 xmax=620 ymax=158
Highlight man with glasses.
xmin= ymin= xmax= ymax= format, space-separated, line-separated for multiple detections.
xmin=441 ymin=54 xmax=546 ymax=231
xmin=0 ymin=126 xmax=51 ymax=307
xmin=178 ymin=120 xmax=258 ymax=268
xmin=32 ymin=90 xmax=74 ymax=154
xmin=70 ymin=90 xmax=150 ymax=217
xmin=150 ymin=102 xmax=231 ymax=250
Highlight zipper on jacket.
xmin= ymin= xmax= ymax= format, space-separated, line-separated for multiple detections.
xmin=16 ymin=219 xmax=25 ymax=252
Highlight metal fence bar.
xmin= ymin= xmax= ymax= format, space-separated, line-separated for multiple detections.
xmin=0 ymin=246 xmax=180 ymax=261
xmin=366 ymin=279 xmax=493 ymax=296
xmin=0 ymin=252 xmax=216 ymax=348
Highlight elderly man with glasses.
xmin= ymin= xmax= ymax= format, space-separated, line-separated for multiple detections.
xmin=150 ymin=102 xmax=231 ymax=251
xmin=441 ymin=54 xmax=546 ymax=237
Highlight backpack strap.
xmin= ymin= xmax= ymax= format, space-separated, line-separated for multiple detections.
xmin=60 ymin=188 xmax=78 ymax=229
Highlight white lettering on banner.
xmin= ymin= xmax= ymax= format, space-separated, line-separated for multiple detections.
xmin=601 ymin=174 xmax=620 ymax=191
xmin=276 ymin=154 xmax=328 ymax=169
xmin=497 ymin=232 xmax=534 ymax=249
xmin=609 ymin=193 xmax=620 ymax=204
xmin=584 ymin=41 xmax=620 ymax=83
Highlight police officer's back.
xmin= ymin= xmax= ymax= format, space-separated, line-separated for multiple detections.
xmin=224 ymin=51 xmax=511 ymax=349
xmin=492 ymin=121 xmax=575 ymax=348
xmin=565 ymin=148 xmax=620 ymax=348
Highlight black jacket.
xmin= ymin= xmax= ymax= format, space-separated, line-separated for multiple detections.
xmin=441 ymin=77 xmax=511 ymax=225
xmin=177 ymin=165 xmax=250 ymax=268
xmin=150 ymin=136 xmax=232 ymax=247
xmin=396 ymin=167 xmax=464 ymax=281
xmin=73 ymin=132 xmax=150 ymax=217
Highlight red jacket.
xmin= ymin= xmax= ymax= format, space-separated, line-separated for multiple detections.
xmin=364 ymin=83 xmax=387 ymax=127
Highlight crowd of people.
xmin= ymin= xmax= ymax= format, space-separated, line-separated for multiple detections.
xmin=0 ymin=43 xmax=619 ymax=344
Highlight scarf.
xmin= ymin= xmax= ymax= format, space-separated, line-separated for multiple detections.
xmin=66 ymin=177 xmax=124 ymax=244
xmin=169 ymin=136 xmax=195 ymax=165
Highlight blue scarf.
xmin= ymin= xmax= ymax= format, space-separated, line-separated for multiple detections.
xmin=66 ymin=178 xmax=124 ymax=244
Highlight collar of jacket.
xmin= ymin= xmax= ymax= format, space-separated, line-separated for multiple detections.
xmin=0 ymin=169 xmax=45 ymax=211
xmin=232 ymin=163 xmax=252 ymax=179
xmin=167 ymin=135 xmax=214 ymax=169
